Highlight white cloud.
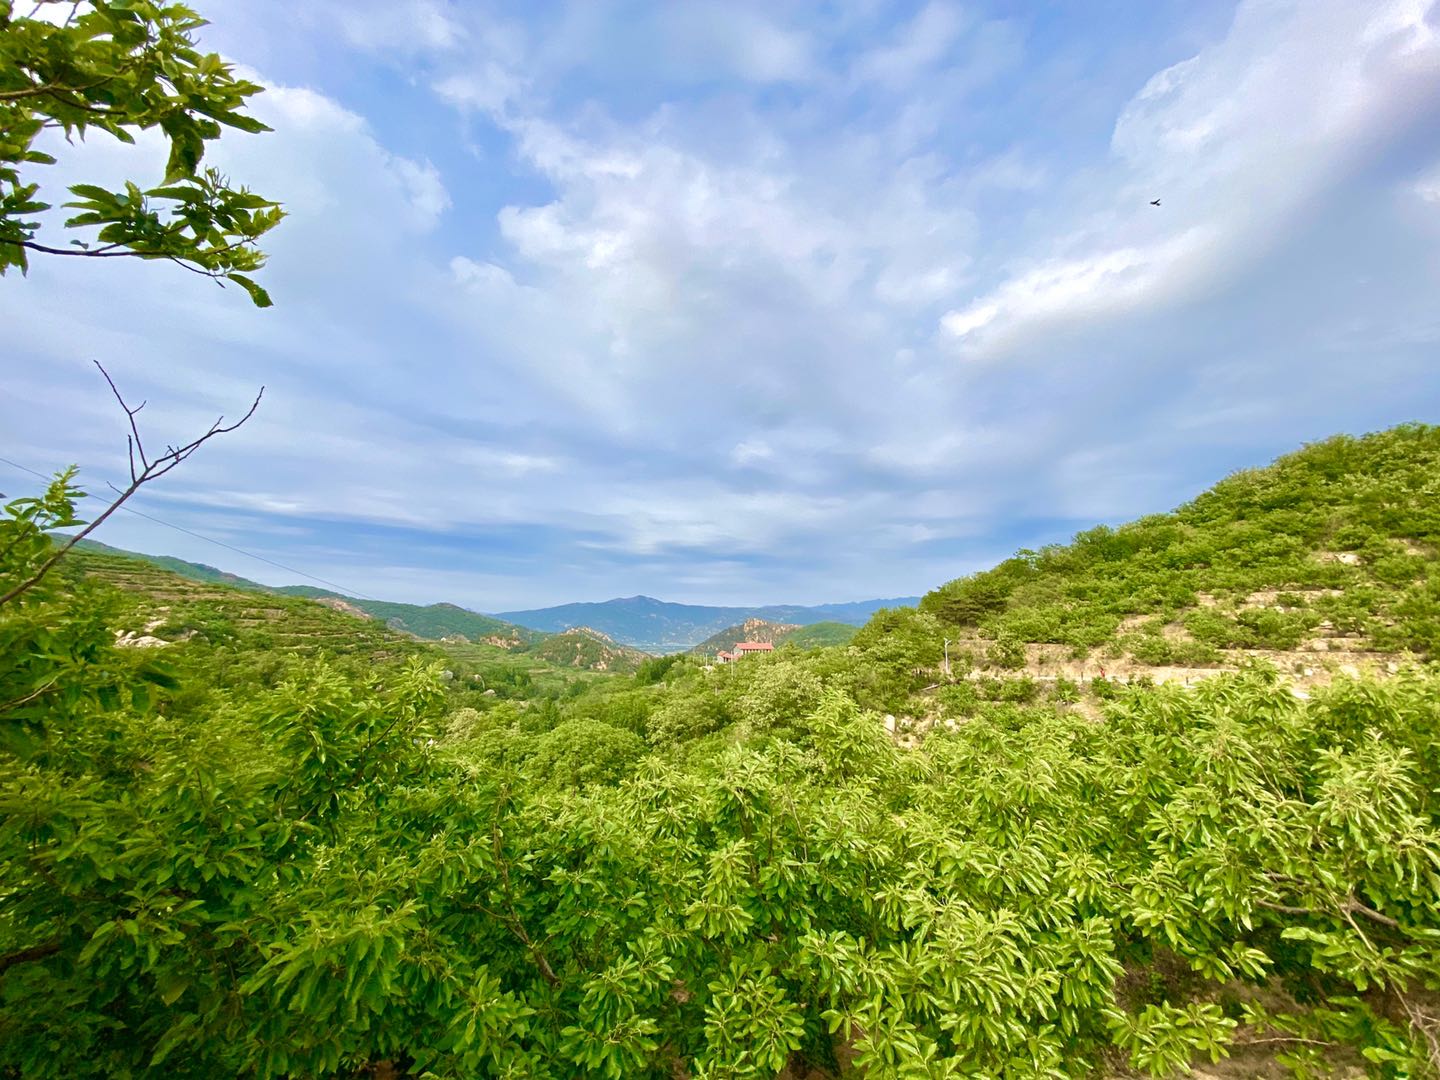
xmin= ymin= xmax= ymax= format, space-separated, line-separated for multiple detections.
xmin=655 ymin=3 xmax=815 ymax=84
xmin=388 ymin=156 xmax=451 ymax=228
xmin=434 ymin=65 xmax=525 ymax=114
xmin=853 ymin=2 xmax=970 ymax=87
xmin=9 ymin=0 xmax=1440 ymax=609
xmin=940 ymin=0 xmax=1440 ymax=357
xmin=1416 ymin=162 xmax=1440 ymax=202
xmin=730 ymin=440 xmax=773 ymax=466
xmin=941 ymin=228 xmax=1216 ymax=347
xmin=331 ymin=0 xmax=464 ymax=53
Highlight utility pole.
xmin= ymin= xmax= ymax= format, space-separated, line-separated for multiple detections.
xmin=943 ymin=638 xmax=952 ymax=680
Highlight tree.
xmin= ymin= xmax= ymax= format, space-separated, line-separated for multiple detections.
xmin=1 ymin=0 xmax=282 ymax=304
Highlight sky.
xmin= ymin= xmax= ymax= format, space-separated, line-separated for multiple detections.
xmin=3 ymin=0 xmax=1440 ymax=610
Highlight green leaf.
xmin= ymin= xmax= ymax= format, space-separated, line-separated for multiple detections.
xmin=228 ymin=273 xmax=272 ymax=308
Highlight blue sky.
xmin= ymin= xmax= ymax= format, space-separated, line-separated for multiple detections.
xmin=3 ymin=0 xmax=1439 ymax=609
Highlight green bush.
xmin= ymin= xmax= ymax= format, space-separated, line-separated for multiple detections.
xmin=736 ymin=660 xmax=825 ymax=740
xmin=984 ymin=630 xmax=1026 ymax=670
xmin=526 ymin=719 xmax=646 ymax=789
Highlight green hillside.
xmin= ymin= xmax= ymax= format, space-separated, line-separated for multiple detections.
xmin=689 ymin=618 xmax=858 ymax=655
xmin=70 ymin=539 xmax=539 ymax=645
xmin=778 ymin=620 xmax=858 ymax=649
xmin=275 ymin=586 xmax=540 ymax=645
xmin=920 ymin=423 xmax=1440 ymax=670
xmin=63 ymin=547 xmax=415 ymax=659
xmin=527 ymin=627 xmax=652 ymax=673
xmin=73 ymin=538 xmax=271 ymax=590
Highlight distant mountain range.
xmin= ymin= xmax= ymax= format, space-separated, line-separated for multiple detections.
xmin=69 ymin=540 xmax=916 ymax=652
xmin=496 ymin=595 xmax=918 ymax=653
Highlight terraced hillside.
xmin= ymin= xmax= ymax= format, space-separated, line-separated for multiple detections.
xmin=64 ymin=549 xmax=417 ymax=659
xmin=73 ymin=539 xmax=540 ymax=645
xmin=916 ymin=424 xmax=1440 ymax=692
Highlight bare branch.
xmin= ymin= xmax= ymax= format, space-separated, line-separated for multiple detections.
xmin=0 ymin=368 xmax=264 ymax=607
xmin=95 ymin=361 xmax=147 ymax=474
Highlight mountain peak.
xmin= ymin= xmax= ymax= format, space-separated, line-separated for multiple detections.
xmin=562 ymin=625 xmax=616 ymax=643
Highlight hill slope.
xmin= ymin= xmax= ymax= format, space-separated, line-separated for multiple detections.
xmin=527 ymin=627 xmax=652 ymax=673
xmin=688 ymin=618 xmax=801 ymax=657
xmin=497 ymin=594 xmax=920 ymax=651
xmin=70 ymin=540 xmax=540 ymax=645
xmin=63 ymin=550 xmax=636 ymax=676
xmin=274 ymin=587 xmax=540 ymax=645
xmin=64 ymin=548 xmax=417 ymax=659
xmin=915 ymin=423 xmax=1440 ymax=684
xmin=779 ymin=621 xmax=859 ymax=649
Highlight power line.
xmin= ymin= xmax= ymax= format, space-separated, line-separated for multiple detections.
xmin=0 ymin=454 xmax=377 ymax=600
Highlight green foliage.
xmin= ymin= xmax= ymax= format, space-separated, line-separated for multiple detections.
xmin=735 ymin=660 xmax=824 ymax=740
xmin=777 ymin=621 xmax=857 ymax=649
xmin=917 ymin=425 xmax=1440 ymax=663
xmin=1 ymin=0 xmax=282 ymax=301
xmin=634 ymin=653 xmax=684 ymax=685
xmin=526 ymin=719 xmax=647 ymax=790
xmin=983 ymin=629 xmax=1026 ymax=670
xmin=5 ymin=426 xmax=1440 ymax=1077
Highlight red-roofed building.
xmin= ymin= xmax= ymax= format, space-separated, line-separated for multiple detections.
xmin=734 ymin=642 xmax=775 ymax=656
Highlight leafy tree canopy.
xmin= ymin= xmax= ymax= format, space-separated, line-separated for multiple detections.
xmin=0 ymin=0 xmax=281 ymax=304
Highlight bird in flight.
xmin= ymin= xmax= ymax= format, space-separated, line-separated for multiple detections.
xmin=1150 ymin=199 xmax=1161 ymax=206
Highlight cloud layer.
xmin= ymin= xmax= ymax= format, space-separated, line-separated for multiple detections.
xmin=3 ymin=0 xmax=1439 ymax=609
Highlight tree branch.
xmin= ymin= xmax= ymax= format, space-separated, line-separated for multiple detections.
xmin=0 ymin=238 xmax=257 ymax=271
xmin=490 ymin=806 xmax=560 ymax=986
xmin=5 ymin=239 xmax=139 ymax=258
xmin=0 ymin=676 xmax=62 ymax=714
xmin=0 ymin=364 xmax=263 ymax=607
xmin=0 ymin=939 xmax=63 ymax=974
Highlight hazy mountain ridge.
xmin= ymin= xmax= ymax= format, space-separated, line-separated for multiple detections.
xmin=497 ymin=594 xmax=921 ymax=652
xmin=70 ymin=540 xmax=907 ymax=652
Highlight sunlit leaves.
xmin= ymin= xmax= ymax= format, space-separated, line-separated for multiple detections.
xmin=0 ymin=1 xmax=282 ymax=300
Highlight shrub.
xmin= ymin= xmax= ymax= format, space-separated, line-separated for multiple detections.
xmin=735 ymin=661 xmax=825 ymax=740
xmin=527 ymin=719 xmax=646 ymax=789
xmin=984 ymin=631 xmax=1026 ymax=670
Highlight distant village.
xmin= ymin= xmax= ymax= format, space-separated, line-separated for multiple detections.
xmin=714 ymin=641 xmax=774 ymax=663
